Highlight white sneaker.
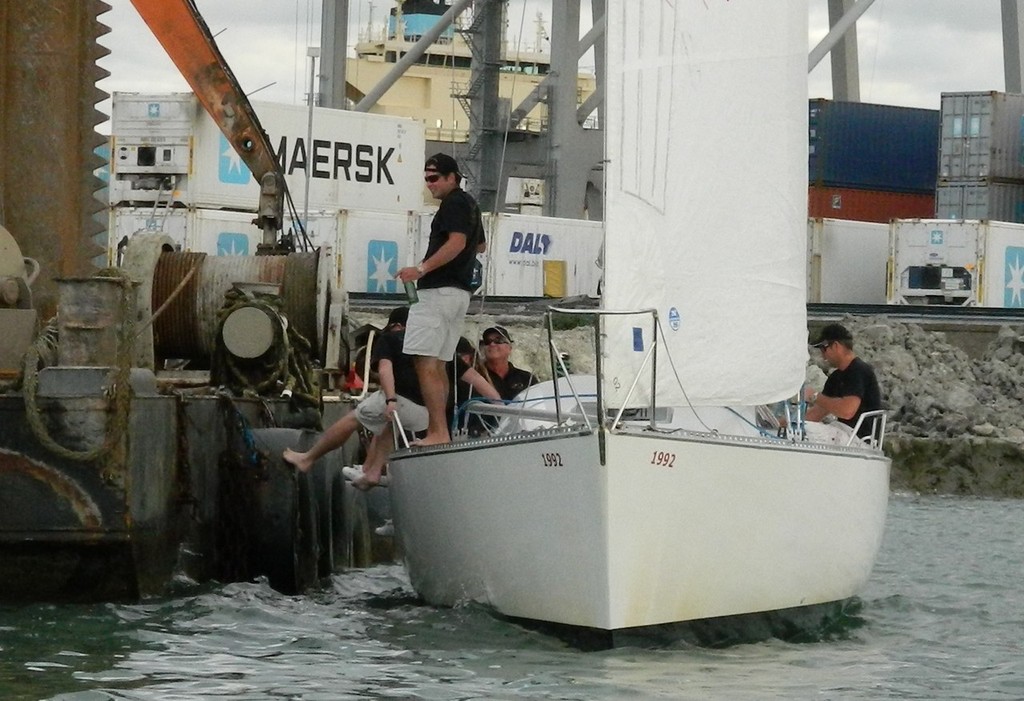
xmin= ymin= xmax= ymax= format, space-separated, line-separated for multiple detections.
xmin=342 ymin=465 xmax=389 ymax=490
xmin=374 ymin=520 xmax=395 ymax=537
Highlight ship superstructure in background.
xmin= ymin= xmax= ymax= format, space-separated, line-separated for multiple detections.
xmin=347 ymin=0 xmax=597 ymax=144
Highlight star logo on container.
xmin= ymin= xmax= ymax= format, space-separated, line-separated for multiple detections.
xmin=930 ymin=230 xmax=944 ymax=246
xmin=217 ymin=232 xmax=250 ymax=256
xmin=218 ymin=134 xmax=251 ymax=185
xmin=367 ymin=240 xmax=398 ymax=293
xmin=147 ymin=103 xmax=161 ymax=118
xmin=1005 ymin=247 xmax=1024 ymax=307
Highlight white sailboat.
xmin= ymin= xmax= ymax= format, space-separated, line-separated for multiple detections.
xmin=387 ymin=0 xmax=890 ymax=633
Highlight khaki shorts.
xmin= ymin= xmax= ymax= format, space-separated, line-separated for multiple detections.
xmin=403 ymin=287 xmax=471 ymax=360
xmin=354 ymin=390 xmax=429 ymax=435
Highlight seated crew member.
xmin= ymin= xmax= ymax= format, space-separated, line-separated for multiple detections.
xmin=805 ymin=323 xmax=883 ymax=441
xmin=463 ymin=326 xmax=539 ymax=436
xmin=281 ymin=306 xmax=422 ymax=487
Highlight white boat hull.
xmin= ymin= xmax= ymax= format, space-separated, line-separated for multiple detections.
xmin=388 ymin=428 xmax=890 ymax=631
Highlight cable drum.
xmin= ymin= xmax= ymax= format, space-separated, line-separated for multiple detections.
xmin=150 ymin=251 xmax=319 ymax=364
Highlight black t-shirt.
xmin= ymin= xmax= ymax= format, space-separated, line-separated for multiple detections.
xmin=461 ymin=363 xmax=538 ymax=436
xmin=822 ymin=356 xmax=882 ymax=437
xmin=370 ymin=330 xmax=424 ymax=405
xmin=419 ymin=188 xmax=484 ymax=291
xmin=488 ymin=363 xmax=538 ymax=401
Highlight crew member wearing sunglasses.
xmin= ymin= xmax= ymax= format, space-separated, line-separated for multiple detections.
xmin=396 ymin=153 xmax=487 ymax=445
xmin=804 ymin=323 xmax=882 ymax=440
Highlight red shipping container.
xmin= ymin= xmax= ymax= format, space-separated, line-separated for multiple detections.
xmin=808 ymin=186 xmax=935 ymax=223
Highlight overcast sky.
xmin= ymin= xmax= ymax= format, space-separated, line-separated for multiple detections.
xmin=98 ymin=0 xmax=1008 ymax=129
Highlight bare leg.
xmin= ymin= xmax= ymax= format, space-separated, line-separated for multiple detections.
xmin=414 ymin=356 xmax=451 ymax=445
xmin=283 ymin=412 xmax=360 ymax=473
xmin=348 ymin=425 xmax=395 ymax=490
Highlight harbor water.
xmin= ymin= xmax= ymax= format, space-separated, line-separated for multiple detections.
xmin=1 ymin=493 xmax=1022 ymax=700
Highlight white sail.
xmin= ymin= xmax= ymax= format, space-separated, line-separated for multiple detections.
xmin=602 ymin=0 xmax=809 ymax=408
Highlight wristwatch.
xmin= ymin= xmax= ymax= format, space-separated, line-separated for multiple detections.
xmin=385 ymin=397 xmax=398 ymax=404
xmin=416 ymin=263 xmax=425 ymax=275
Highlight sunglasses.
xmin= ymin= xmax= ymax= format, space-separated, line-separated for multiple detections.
xmin=424 ymin=173 xmax=442 ymax=183
xmin=480 ymin=338 xmax=508 ymax=346
xmin=814 ymin=342 xmax=832 ymax=351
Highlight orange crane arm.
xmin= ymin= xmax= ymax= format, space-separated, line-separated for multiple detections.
xmin=129 ymin=0 xmax=285 ymax=243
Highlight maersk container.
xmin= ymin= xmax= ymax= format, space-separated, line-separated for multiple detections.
xmin=808 ymin=99 xmax=939 ymax=194
xmin=807 ymin=218 xmax=888 ymax=304
xmin=107 ymin=206 xmax=340 ymax=264
xmin=935 ymin=180 xmax=1024 ymax=223
xmin=109 ymin=93 xmax=427 ymax=215
xmin=887 ymin=218 xmax=1024 ymax=307
xmin=107 ymin=206 xmax=189 ymax=265
xmin=342 ymin=209 xmax=421 ymax=295
xmin=808 ymin=185 xmax=935 ymax=223
xmin=939 ymin=91 xmax=1024 ymax=180
xmin=190 ymin=100 xmax=426 ymax=214
xmin=110 ymin=92 xmax=196 ymax=137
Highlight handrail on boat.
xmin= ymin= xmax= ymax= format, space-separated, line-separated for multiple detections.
xmin=545 ymin=305 xmax=660 ymax=434
xmin=847 ymin=409 xmax=888 ymax=450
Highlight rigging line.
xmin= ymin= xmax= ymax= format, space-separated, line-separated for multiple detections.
xmin=476 ymin=0 xmax=531 ymax=314
xmin=653 ymin=316 xmax=716 ymax=434
xmin=492 ymin=0 xmax=530 ymax=220
xmin=294 ymin=0 xmax=302 ymax=103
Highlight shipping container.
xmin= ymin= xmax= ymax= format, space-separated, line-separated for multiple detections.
xmin=341 ymin=209 xmax=421 ymax=294
xmin=939 ymin=91 xmax=1024 ymax=180
xmin=808 ymin=99 xmax=939 ymax=193
xmin=808 ymin=185 xmax=935 ymax=222
xmin=109 ymin=93 xmax=427 ymax=215
xmin=887 ymin=218 xmax=1024 ymax=307
xmin=107 ymin=206 xmax=339 ymax=263
xmin=110 ymin=92 xmax=196 ymax=137
xmin=807 ymin=218 xmax=888 ymax=304
xmin=107 ymin=206 xmax=189 ymax=265
xmin=484 ymin=213 xmax=602 ymax=298
xmin=935 ymin=180 xmax=1024 ymax=222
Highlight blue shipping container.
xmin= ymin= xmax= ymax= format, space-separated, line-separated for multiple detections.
xmin=808 ymin=99 xmax=940 ymax=194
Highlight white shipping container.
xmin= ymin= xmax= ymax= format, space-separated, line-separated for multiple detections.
xmin=190 ymin=100 xmax=425 ymax=214
xmin=108 ymin=93 xmax=427 ymax=215
xmin=107 ymin=205 xmax=339 ymax=262
xmin=341 ymin=210 xmax=420 ymax=294
xmin=189 ymin=209 xmax=339 ymax=257
xmin=935 ymin=180 xmax=1024 ymax=223
xmin=110 ymin=92 xmax=196 ymax=137
xmin=888 ymin=218 xmax=1024 ymax=307
xmin=107 ymin=206 xmax=189 ymax=265
xmin=939 ymin=91 xmax=1024 ymax=180
xmin=806 ymin=218 xmax=889 ymax=303
xmin=485 ymin=213 xmax=602 ymax=298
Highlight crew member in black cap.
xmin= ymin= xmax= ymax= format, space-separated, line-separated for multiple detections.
xmin=396 ymin=153 xmax=486 ymax=445
xmin=477 ymin=326 xmax=537 ymax=400
xmin=805 ymin=323 xmax=882 ymax=438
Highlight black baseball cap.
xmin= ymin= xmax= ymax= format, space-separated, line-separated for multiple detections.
xmin=424 ymin=152 xmax=461 ymax=176
xmin=481 ymin=326 xmax=512 ymax=344
xmin=456 ymin=336 xmax=475 ymax=356
xmin=386 ymin=306 xmax=410 ymax=328
xmin=812 ymin=323 xmax=852 ymax=348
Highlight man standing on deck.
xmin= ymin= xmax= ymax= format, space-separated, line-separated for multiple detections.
xmin=805 ymin=323 xmax=883 ymax=440
xmin=396 ymin=153 xmax=486 ymax=445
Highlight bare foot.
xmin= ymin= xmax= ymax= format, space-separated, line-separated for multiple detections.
xmin=282 ymin=448 xmax=314 ymax=473
xmin=412 ymin=432 xmax=451 ymax=447
xmin=343 ymin=465 xmax=379 ymax=491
